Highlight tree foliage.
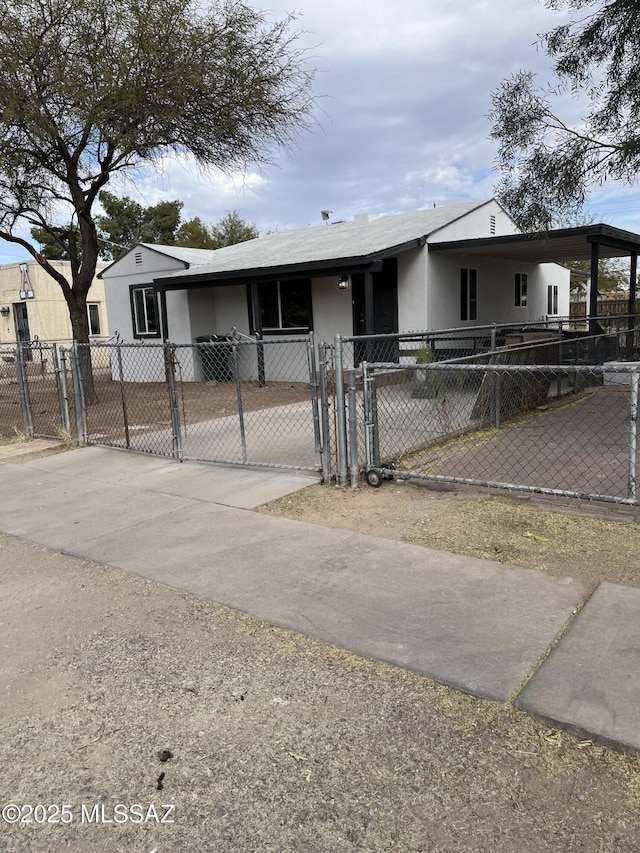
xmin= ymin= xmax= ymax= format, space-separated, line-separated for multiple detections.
xmin=95 ymin=193 xmax=184 ymax=258
xmin=31 ymin=196 xmax=259 ymax=258
xmin=0 ymin=0 xmax=315 ymax=397
xmin=208 ymin=209 xmax=259 ymax=248
xmin=490 ymin=0 xmax=640 ymax=231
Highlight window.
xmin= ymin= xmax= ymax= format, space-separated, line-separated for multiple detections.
xmin=547 ymin=284 xmax=559 ymax=316
xmin=260 ymin=279 xmax=312 ymax=332
xmin=460 ymin=268 xmax=477 ymax=321
xmin=87 ymin=303 xmax=101 ymax=336
xmin=515 ymin=273 xmax=528 ymax=307
xmin=131 ymin=286 xmax=160 ymax=337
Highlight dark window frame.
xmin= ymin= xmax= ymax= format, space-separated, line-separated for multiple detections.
xmin=87 ymin=303 xmax=102 ymax=336
xmin=547 ymin=284 xmax=559 ymax=316
xmin=515 ymin=272 xmax=528 ymax=307
xmin=129 ymin=285 xmax=161 ymax=339
xmin=460 ymin=268 xmax=477 ymax=322
xmin=248 ymin=278 xmax=313 ymax=335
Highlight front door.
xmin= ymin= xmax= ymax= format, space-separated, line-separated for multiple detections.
xmin=352 ymin=258 xmax=399 ymax=364
xmin=13 ymin=302 xmax=32 ymax=361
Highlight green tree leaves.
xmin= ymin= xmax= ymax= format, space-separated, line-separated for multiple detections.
xmin=490 ymin=0 xmax=640 ymax=231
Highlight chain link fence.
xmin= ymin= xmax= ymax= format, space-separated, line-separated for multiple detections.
xmin=2 ymin=318 xmax=639 ymax=502
xmin=65 ymin=335 xmax=322 ymax=471
xmin=360 ymin=359 xmax=640 ymax=505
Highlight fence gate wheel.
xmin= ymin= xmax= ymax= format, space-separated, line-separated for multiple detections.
xmin=366 ymin=469 xmax=382 ymax=488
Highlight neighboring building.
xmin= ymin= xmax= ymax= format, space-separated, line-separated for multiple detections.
xmin=0 ymin=259 xmax=108 ymax=347
xmin=101 ymin=199 xmax=640 ymax=380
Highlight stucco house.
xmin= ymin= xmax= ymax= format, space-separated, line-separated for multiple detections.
xmin=0 ymin=259 xmax=108 ymax=351
xmin=101 ymin=198 xmax=640 ymax=381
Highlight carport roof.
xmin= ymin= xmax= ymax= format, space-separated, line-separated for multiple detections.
xmin=429 ymin=223 xmax=640 ymax=263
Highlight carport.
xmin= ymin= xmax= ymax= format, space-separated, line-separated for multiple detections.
xmin=430 ymin=223 xmax=640 ymax=333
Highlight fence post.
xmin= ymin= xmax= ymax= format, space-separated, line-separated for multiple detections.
xmin=70 ymin=343 xmax=87 ymax=445
xmin=52 ymin=344 xmax=71 ymax=434
xmin=334 ymin=334 xmax=349 ymax=486
xmin=254 ymin=333 xmax=266 ymax=388
xmin=362 ymin=362 xmax=380 ymax=472
xmin=318 ymin=341 xmax=332 ymax=482
xmin=58 ymin=347 xmax=72 ymax=435
xmin=629 ymin=370 xmax=638 ymax=501
xmin=116 ymin=345 xmax=131 ymax=449
xmin=15 ymin=345 xmax=34 ymax=437
xmin=346 ymin=368 xmax=359 ymax=488
xmin=232 ymin=342 xmax=247 ymax=464
xmin=489 ymin=324 xmax=501 ymax=427
xmin=306 ymin=333 xmax=323 ymax=471
xmin=164 ymin=342 xmax=183 ymax=461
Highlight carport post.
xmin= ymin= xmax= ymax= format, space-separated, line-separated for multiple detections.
xmin=629 ymin=370 xmax=638 ymax=501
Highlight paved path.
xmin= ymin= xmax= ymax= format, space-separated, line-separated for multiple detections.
xmin=1 ymin=444 xmax=639 ymax=753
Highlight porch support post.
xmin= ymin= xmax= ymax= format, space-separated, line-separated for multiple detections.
xmin=364 ymin=268 xmax=375 ymax=363
xmin=589 ymin=240 xmax=600 ymax=335
xmin=158 ymin=290 xmax=169 ymax=341
xmin=364 ymin=269 xmax=375 ymax=335
xmin=250 ymin=280 xmax=266 ymax=387
xmin=628 ymin=251 xmax=637 ymax=357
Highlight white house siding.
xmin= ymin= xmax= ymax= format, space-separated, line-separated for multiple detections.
xmin=103 ymin=247 xmax=193 ymax=382
xmin=311 ymin=276 xmax=353 ymax=344
xmin=397 ymin=247 xmax=428 ymax=332
xmin=428 ymin=199 xmax=518 ymax=243
xmin=426 ymin=252 xmax=570 ymax=337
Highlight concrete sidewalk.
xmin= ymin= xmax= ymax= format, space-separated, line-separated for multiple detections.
xmin=1 ymin=445 xmax=639 ymax=753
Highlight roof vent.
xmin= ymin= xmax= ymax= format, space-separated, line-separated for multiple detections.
xmin=134 ymin=251 xmax=143 ymax=265
xmin=353 ymin=213 xmax=377 ymax=225
xmin=490 ymin=215 xmax=496 ymax=235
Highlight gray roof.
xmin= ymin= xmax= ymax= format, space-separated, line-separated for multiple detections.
xmin=156 ymin=200 xmax=491 ymax=281
xmin=138 ymin=244 xmax=220 ymax=265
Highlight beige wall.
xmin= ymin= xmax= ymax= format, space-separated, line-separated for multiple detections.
xmin=0 ymin=260 xmax=108 ymax=344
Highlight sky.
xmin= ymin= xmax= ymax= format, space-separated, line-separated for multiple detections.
xmin=2 ymin=0 xmax=640 ymax=265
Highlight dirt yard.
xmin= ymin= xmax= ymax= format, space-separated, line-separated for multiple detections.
xmin=0 ymin=370 xmax=312 ymax=444
xmin=2 ymin=444 xmax=640 ymax=852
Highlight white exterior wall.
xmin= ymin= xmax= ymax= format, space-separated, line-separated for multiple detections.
xmin=397 ymin=247 xmax=428 ymax=331
xmin=311 ymin=276 xmax=353 ymax=343
xmin=426 ymin=252 xmax=570 ymax=332
xmin=429 ymin=199 xmax=518 ymax=243
xmin=102 ymin=247 xmax=193 ymax=381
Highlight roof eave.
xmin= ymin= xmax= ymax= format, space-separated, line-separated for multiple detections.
xmin=153 ymin=255 xmax=390 ymax=290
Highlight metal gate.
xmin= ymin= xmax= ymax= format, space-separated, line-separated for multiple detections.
xmin=71 ymin=336 xmax=323 ymax=472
